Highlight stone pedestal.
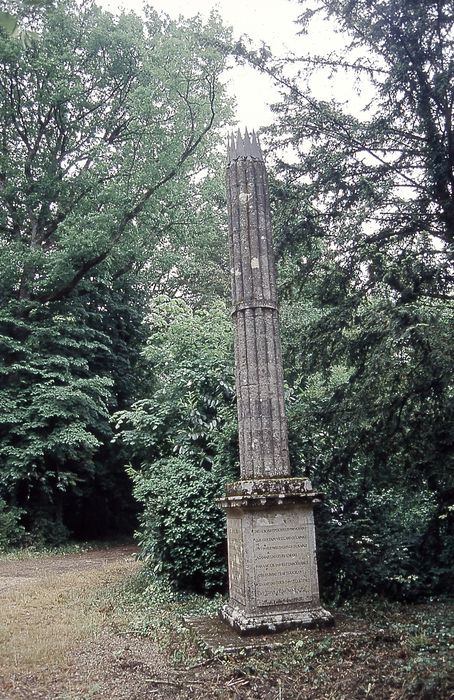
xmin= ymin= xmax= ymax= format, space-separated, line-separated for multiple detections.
xmin=219 ymin=479 xmax=333 ymax=635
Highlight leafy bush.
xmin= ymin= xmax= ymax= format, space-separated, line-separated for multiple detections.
xmin=130 ymin=457 xmax=227 ymax=592
xmin=280 ymin=298 xmax=454 ymax=602
xmin=25 ymin=514 xmax=70 ymax=549
xmin=0 ymin=498 xmax=25 ymax=551
xmin=115 ymin=297 xmax=236 ymax=593
xmin=316 ymin=485 xmax=438 ymax=602
xmin=115 ymin=297 xmax=236 ymax=472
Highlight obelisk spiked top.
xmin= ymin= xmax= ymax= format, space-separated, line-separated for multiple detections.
xmin=227 ymin=129 xmax=263 ymax=164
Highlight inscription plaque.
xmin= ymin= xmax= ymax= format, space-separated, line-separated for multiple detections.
xmin=227 ymin=517 xmax=246 ymax=604
xmin=252 ymin=511 xmax=312 ymax=607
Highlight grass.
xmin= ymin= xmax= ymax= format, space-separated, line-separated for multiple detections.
xmin=0 ymin=557 xmax=138 ymax=675
xmin=97 ymin=567 xmax=222 ymax=652
xmin=1 ymin=547 xmax=452 ymax=699
xmin=0 ymin=538 xmax=132 ymax=562
xmin=1 ymin=570 xmax=101 ymax=670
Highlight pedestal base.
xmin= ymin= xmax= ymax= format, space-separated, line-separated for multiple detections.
xmin=218 ymin=478 xmax=333 ymax=636
xmin=221 ymin=602 xmax=334 ymax=636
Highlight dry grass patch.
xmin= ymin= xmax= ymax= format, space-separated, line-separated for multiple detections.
xmin=0 ymin=560 xmax=139 ymax=675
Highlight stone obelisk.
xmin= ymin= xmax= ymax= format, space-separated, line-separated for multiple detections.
xmin=219 ymin=130 xmax=332 ymax=634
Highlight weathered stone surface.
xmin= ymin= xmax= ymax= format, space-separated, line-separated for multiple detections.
xmin=222 ymin=477 xmax=318 ymax=498
xmin=227 ymin=134 xmax=290 ymax=479
xmin=185 ymin=613 xmax=370 ymax=655
xmin=221 ymin=603 xmax=334 ymax=636
xmin=221 ymin=130 xmax=332 ymax=635
xmin=221 ymin=502 xmax=332 ymax=634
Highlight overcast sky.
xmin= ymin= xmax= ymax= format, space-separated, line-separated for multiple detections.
xmin=97 ymin=0 xmax=356 ymax=130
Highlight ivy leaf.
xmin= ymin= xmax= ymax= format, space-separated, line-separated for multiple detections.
xmin=0 ymin=12 xmax=18 ymax=36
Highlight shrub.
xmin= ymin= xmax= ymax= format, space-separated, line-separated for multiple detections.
xmin=25 ymin=514 xmax=70 ymax=549
xmin=0 ymin=498 xmax=25 ymax=551
xmin=129 ymin=457 xmax=227 ymax=593
xmin=316 ymin=483 xmax=439 ymax=602
xmin=115 ymin=298 xmax=235 ymax=593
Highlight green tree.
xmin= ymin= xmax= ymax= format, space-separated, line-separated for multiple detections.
xmin=255 ymin=0 xmax=454 ymax=598
xmin=0 ymin=0 xmax=230 ymax=306
xmin=0 ymin=0 xmax=232 ymax=541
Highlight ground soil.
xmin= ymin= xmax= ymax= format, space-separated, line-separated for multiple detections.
xmin=0 ymin=547 xmax=452 ymax=700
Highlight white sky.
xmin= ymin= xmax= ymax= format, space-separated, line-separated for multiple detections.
xmin=98 ymin=0 xmax=360 ymax=130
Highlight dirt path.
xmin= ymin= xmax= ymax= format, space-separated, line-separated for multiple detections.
xmin=0 ymin=546 xmax=138 ymax=592
xmin=0 ymin=545 xmax=174 ymax=700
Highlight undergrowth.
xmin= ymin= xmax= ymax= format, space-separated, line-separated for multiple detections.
xmin=0 ymin=540 xmax=128 ymax=561
xmin=98 ymin=568 xmax=454 ymax=699
xmin=97 ymin=567 xmax=222 ymax=663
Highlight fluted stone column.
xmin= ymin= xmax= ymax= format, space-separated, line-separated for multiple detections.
xmin=227 ymin=131 xmax=290 ymax=479
xmin=219 ymin=131 xmax=333 ymax=635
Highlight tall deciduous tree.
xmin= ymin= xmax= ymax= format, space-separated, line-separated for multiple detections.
xmin=0 ymin=0 xmax=232 ymax=540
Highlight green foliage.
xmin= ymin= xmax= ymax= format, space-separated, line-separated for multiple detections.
xmin=0 ymin=297 xmax=113 ymax=526
xmin=317 ymin=484 xmax=437 ymax=600
xmin=0 ymin=0 xmax=232 ymax=540
xmin=281 ymin=298 xmax=454 ymax=601
xmin=25 ymin=513 xmax=69 ymax=547
xmin=275 ymin=206 xmax=454 ymax=600
xmin=130 ymin=457 xmax=227 ymax=592
xmin=0 ymin=497 xmax=25 ymax=550
xmin=115 ymin=296 xmax=236 ymax=475
xmin=256 ymin=0 xmax=454 ymax=600
xmin=0 ymin=0 xmax=231 ymax=306
xmin=115 ymin=297 xmax=235 ymax=592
